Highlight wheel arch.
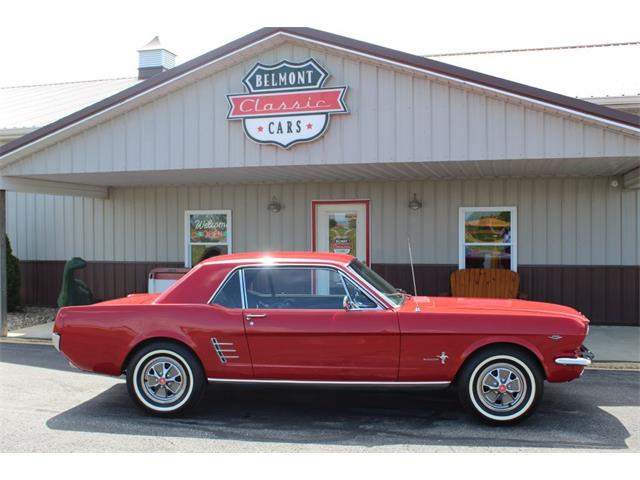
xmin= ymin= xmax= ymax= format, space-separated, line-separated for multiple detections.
xmin=121 ymin=336 xmax=205 ymax=375
xmin=455 ymin=339 xmax=547 ymax=384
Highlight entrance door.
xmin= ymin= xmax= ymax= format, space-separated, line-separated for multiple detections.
xmin=313 ymin=200 xmax=370 ymax=265
xmin=241 ymin=266 xmax=399 ymax=381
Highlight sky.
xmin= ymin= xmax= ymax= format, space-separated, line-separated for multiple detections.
xmin=1 ymin=0 xmax=639 ymax=91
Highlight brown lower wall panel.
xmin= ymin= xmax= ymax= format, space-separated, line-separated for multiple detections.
xmin=372 ymin=264 xmax=639 ymax=326
xmin=18 ymin=261 xmax=183 ymax=307
xmin=18 ymin=261 xmax=639 ymax=326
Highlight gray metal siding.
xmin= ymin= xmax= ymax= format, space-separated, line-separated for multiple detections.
xmin=6 ymin=178 xmax=639 ymax=266
xmin=2 ymin=42 xmax=638 ymax=177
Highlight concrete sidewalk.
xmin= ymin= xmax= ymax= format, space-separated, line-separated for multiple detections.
xmin=7 ymin=321 xmax=54 ymax=341
xmin=4 ymin=321 xmax=638 ymax=363
xmin=585 ymin=326 xmax=639 ymax=363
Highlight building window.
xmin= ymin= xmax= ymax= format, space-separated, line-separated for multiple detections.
xmin=184 ymin=210 xmax=232 ymax=267
xmin=459 ymin=207 xmax=517 ymax=271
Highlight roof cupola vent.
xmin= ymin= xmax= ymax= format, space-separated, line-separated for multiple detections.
xmin=137 ymin=36 xmax=176 ymax=80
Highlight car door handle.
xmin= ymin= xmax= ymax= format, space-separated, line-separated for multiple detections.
xmin=245 ymin=313 xmax=267 ymax=319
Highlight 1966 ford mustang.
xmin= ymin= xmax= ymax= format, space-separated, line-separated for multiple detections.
xmin=52 ymin=252 xmax=593 ymax=424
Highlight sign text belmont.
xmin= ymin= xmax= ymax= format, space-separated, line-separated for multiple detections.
xmin=227 ymin=59 xmax=348 ymax=148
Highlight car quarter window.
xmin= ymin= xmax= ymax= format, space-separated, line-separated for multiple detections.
xmin=243 ymin=267 xmax=349 ymax=310
xmin=211 ymin=270 xmax=243 ymax=309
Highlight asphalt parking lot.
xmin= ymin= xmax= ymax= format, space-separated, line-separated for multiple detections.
xmin=1 ymin=342 xmax=638 ymax=452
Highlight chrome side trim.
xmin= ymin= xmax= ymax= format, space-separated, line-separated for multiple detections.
xmin=211 ymin=338 xmax=238 ymax=364
xmin=555 ymin=357 xmax=592 ymax=366
xmin=52 ymin=332 xmax=61 ymax=351
xmin=207 ymin=377 xmax=451 ymax=386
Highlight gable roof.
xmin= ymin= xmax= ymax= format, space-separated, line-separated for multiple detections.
xmin=0 ymin=77 xmax=140 ymax=131
xmin=424 ymin=41 xmax=640 ymax=98
xmin=1 ymin=27 xmax=638 ymax=160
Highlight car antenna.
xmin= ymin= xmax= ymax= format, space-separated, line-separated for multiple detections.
xmin=407 ymin=237 xmax=418 ymax=296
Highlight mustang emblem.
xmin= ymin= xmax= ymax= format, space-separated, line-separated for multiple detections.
xmin=423 ymin=352 xmax=449 ymax=365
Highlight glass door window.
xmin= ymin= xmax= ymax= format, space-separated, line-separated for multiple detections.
xmin=312 ymin=200 xmax=370 ymax=265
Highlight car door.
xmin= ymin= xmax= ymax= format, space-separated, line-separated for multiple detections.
xmin=241 ymin=265 xmax=400 ymax=381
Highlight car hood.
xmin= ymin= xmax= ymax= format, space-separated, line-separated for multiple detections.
xmin=408 ymin=295 xmax=588 ymax=322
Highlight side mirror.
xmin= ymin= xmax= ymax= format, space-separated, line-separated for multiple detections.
xmin=342 ymin=295 xmax=353 ymax=311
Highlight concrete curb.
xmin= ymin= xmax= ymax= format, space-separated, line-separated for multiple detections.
xmin=0 ymin=337 xmax=52 ymax=346
xmin=586 ymin=362 xmax=639 ymax=371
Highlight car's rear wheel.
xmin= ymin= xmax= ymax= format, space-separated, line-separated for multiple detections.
xmin=457 ymin=346 xmax=543 ymax=425
xmin=126 ymin=341 xmax=205 ymax=415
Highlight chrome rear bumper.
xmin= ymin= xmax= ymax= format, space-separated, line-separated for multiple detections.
xmin=555 ymin=345 xmax=595 ymax=366
xmin=51 ymin=332 xmax=61 ymax=351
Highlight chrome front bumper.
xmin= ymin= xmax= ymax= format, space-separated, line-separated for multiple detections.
xmin=51 ymin=332 xmax=61 ymax=351
xmin=555 ymin=345 xmax=595 ymax=366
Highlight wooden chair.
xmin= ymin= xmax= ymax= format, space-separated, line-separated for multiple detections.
xmin=450 ymin=268 xmax=524 ymax=299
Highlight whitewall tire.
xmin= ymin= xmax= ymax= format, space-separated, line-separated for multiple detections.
xmin=126 ymin=341 xmax=205 ymax=415
xmin=457 ymin=346 xmax=544 ymax=425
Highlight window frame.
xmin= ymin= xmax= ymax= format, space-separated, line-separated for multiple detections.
xmin=458 ymin=206 xmax=517 ymax=272
xmin=209 ymin=264 xmax=383 ymax=311
xmin=184 ymin=209 xmax=232 ymax=267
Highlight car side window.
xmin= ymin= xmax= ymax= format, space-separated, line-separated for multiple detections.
xmin=211 ymin=270 xmax=243 ymax=309
xmin=243 ymin=267 xmax=347 ymax=309
xmin=343 ymin=276 xmax=378 ymax=309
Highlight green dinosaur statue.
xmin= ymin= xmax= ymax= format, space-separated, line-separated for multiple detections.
xmin=57 ymin=257 xmax=94 ymax=307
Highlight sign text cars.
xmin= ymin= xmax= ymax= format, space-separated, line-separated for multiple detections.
xmin=227 ymin=59 xmax=348 ymax=148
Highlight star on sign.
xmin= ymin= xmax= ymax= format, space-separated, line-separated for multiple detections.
xmin=306 ymin=123 xmax=313 ymax=130
xmin=257 ymin=126 xmax=264 ymax=132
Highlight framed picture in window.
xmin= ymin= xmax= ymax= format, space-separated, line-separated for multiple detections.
xmin=184 ymin=210 xmax=232 ymax=267
xmin=459 ymin=207 xmax=516 ymax=271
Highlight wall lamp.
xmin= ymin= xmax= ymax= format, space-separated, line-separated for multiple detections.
xmin=267 ymin=196 xmax=282 ymax=213
xmin=408 ymin=193 xmax=422 ymax=210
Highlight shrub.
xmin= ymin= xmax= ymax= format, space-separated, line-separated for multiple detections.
xmin=5 ymin=234 xmax=21 ymax=312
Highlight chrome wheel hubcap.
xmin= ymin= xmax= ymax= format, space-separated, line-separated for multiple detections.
xmin=141 ymin=356 xmax=187 ymax=404
xmin=476 ymin=362 xmax=527 ymax=413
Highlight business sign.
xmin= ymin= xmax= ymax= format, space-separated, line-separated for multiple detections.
xmin=227 ymin=59 xmax=348 ymax=148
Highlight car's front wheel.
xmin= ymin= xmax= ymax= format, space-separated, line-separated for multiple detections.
xmin=457 ymin=346 xmax=543 ymax=425
xmin=126 ymin=341 xmax=205 ymax=415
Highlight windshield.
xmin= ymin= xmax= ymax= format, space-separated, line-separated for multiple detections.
xmin=348 ymin=259 xmax=405 ymax=307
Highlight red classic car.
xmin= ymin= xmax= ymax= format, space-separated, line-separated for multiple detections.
xmin=52 ymin=252 xmax=593 ymax=424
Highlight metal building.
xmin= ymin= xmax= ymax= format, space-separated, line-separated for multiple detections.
xmin=1 ymin=27 xmax=638 ymax=325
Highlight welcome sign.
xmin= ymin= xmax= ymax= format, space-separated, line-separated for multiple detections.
xmin=227 ymin=59 xmax=348 ymax=148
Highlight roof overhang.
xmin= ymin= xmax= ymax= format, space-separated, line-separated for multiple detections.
xmin=0 ymin=27 xmax=638 ymax=171
xmin=0 ymin=175 xmax=108 ymax=198
xmin=3 ymin=156 xmax=635 ymax=190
